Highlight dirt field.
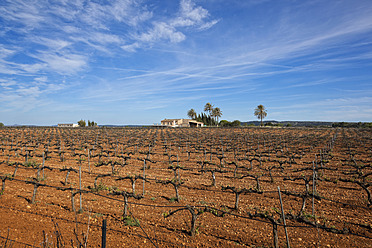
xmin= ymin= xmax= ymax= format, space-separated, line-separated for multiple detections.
xmin=0 ymin=127 xmax=371 ymax=247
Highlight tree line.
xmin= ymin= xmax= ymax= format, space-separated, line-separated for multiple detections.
xmin=78 ymin=120 xmax=98 ymax=127
xmin=332 ymin=122 xmax=372 ymax=128
xmin=187 ymin=103 xmax=222 ymax=126
xmin=187 ymin=103 xmax=268 ymax=127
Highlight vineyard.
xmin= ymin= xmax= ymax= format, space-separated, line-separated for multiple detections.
xmin=0 ymin=126 xmax=371 ymax=247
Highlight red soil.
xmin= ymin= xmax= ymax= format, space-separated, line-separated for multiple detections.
xmin=0 ymin=127 xmax=371 ymax=247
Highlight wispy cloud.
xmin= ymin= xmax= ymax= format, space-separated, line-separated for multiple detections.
xmin=173 ymin=0 xmax=218 ymax=28
xmin=0 ymin=75 xmax=72 ymax=113
xmin=0 ymin=0 xmax=217 ymax=75
xmin=32 ymin=37 xmax=72 ymax=51
xmin=125 ymin=0 xmax=218 ymax=50
xmin=36 ymin=52 xmax=87 ymax=74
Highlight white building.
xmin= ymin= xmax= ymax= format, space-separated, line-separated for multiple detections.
xmin=160 ymin=119 xmax=203 ymax=127
xmin=58 ymin=123 xmax=79 ymax=127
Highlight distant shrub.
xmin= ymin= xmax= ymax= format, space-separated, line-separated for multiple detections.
xmin=231 ymin=120 xmax=241 ymax=127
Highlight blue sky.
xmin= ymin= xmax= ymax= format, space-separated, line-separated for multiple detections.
xmin=1 ymin=0 xmax=372 ymax=125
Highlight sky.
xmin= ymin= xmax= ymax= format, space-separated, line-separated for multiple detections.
xmin=1 ymin=0 xmax=372 ymax=125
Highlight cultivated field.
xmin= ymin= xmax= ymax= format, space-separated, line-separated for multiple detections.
xmin=0 ymin=127 xmax=371 ymax=247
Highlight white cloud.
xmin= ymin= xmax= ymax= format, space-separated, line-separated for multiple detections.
xmin=17 ymin=85 xmax=41 ymax=97
xmin=0 ymin=1 xmax=45 ymax=30
xmin=0 ymin=63 xmax=17 ymax=75
xmin=176 ymin=0 xmax=209 ymax=26
xmin=123 ymin=0 xmax=218 ymax=51
xmin=0 ymin=46 xmax=16 ymax=59
xmin=79 ymin=2 xmax=110 ymax=30
xmin=109 ymin=0 xmax=153 ymax=26
xmin=35 ymin=53 xmax=87 ymax=74
xmin=61 ymin=25 xmax=81 ymax=33
xmin=33 ymin=37 xmax=72 ymax=51
xmin=0 ymin=76 xmax=72 ymax=113
xmin=35 ymin=76 xmax=48 ymax=83
xmin=121 ymin=42 xmax=140 ymax=52
xmin=137 ymin=22 xmax=186 ymax=43
xmin=0 ymin=55 xmax=46 ymax=75
xmin=1 ymin=0 xmax=218 ymax=67
xmin=198 ymin=19 xmax=219 ymax=31
xmin=89 ymin=32 xmax=123 ymax=44
xmin=0 ymin=80 xmax=17 ymax=88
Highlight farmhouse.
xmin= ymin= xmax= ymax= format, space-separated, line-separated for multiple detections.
xmin=58 ymin=123 xmax=79 ymax=127
xmin=160 ymin=118 xmax=203 ymax=127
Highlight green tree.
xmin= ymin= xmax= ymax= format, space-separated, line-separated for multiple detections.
xmin=254 ymin=105 xmax=267 ymax=127
xmin=231 ymin=120 xmax=241 ymax=127
xmin=78 ymin=119 xmax=86 ymax=127
xmin=87 ymin=120 xmax=97 ymax=127
xmin=212 ymin=107 xmax=222 ymax=125
xmin=0 ymin=122 xmax=4 ymax=127
xmin=187 ymin=109 xmax=197 ymax=119
xmin=204 ymin=103 xmax=214 ymax=117
xmin=219 ymin=120 xmax=230 ymax=127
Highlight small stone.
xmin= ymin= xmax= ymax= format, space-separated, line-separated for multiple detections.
xmin=298 ymin=238 xmax=302 ymax=241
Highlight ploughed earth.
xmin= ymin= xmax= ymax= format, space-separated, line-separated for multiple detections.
xmin=0 ymin=127 xmax=371 ymax=247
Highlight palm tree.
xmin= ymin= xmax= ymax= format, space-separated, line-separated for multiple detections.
xmin=212 ymin=107 xmax=222 ymax=126
xmin=187 ymin=109 xmax=197 ymax=119
xmin=254 ymin=105 xmax=267 ymax=127
xmin=204 ymin=103 xmax=214 ymax=117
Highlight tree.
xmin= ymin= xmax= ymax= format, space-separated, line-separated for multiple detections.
xmin=87 ymin=120 xmax=97 ymax=127
xmin=219 ymin=120 xmax=230 ymax=127
xmin=189 ymin=103 xmax=222 ymax=126
xmin=204 ymin=103 xmax=214 ymax=117
xmin=187 ymin=109 xmax=196 ymax=119
xmin=231 ymin=120 xmax=241 ymax=127
xmin=0 ymin=123 xmax=4 ymax=127
xmin=212 ymin=107 xmax=222 ymax=125
xmin=78 ymin=120 xmax=86 ymax=127
xmin=254 ymin=105 xmax=267 ymax=127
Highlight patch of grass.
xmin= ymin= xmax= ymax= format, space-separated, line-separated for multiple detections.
xmin=93 ymin=181 xmax=107 ymax=192
xmin=122 ymin=216 xmax=140 ymax=227
xmin=24 ymin=160 xmax=39 ymax=168
xmin=4 ymin=174 xmax=13 ymax=179
xmin=36 ymin=175 xmax=47 ymax=182
xmin=108 ymin=185 xmax=118 ymax=192
xmin=302 ymin=211 xmax=315 ymax=220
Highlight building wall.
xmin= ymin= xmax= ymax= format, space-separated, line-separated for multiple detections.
xmin=58 ymin=123 xmax=79 ymax=127
xmin=160 ymin=119 xmax=203 ymax=127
